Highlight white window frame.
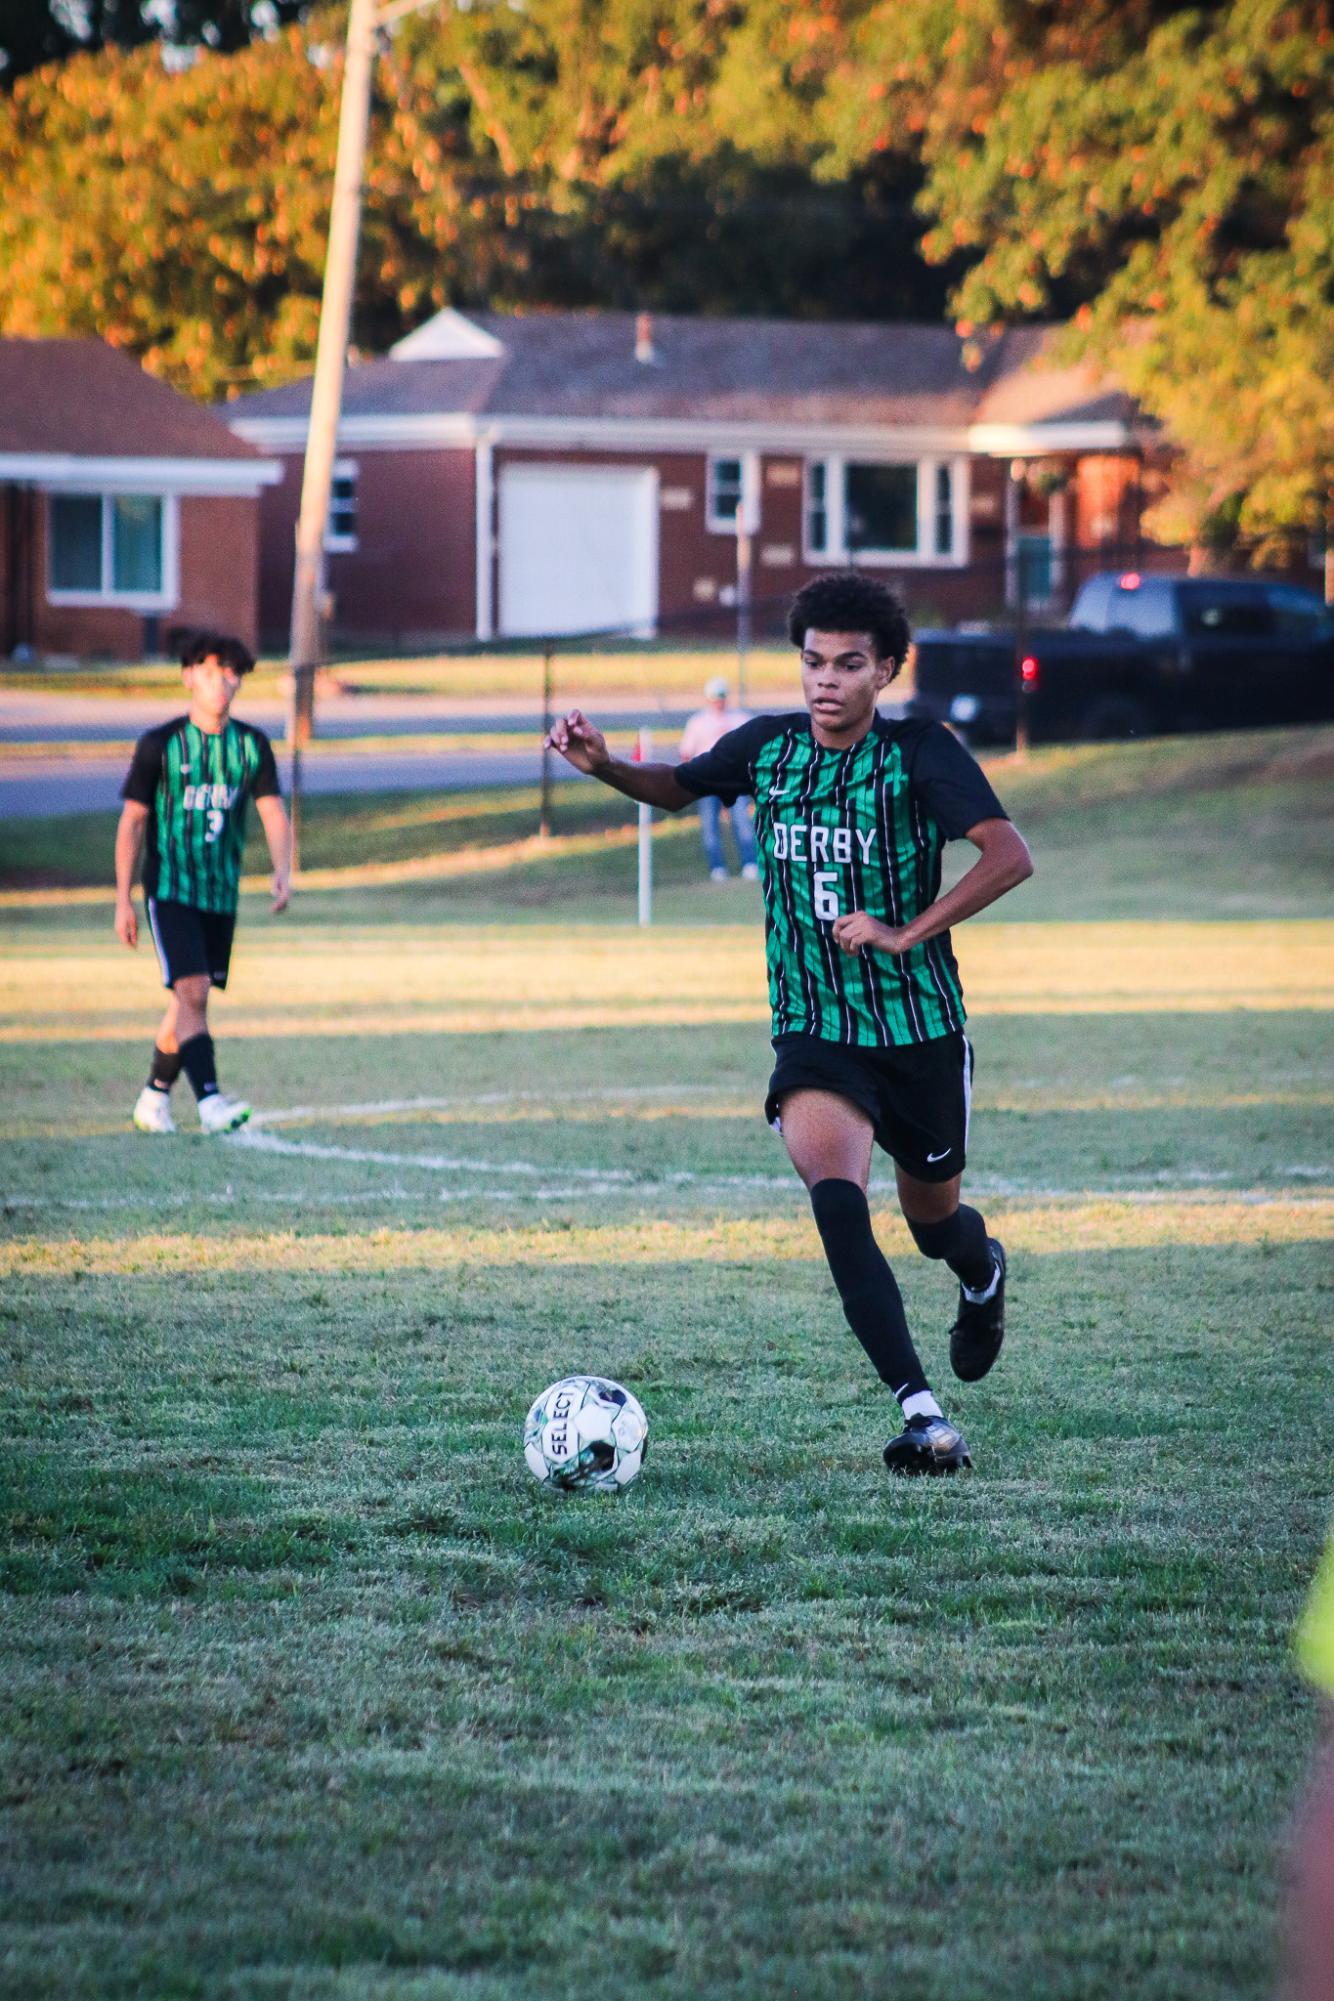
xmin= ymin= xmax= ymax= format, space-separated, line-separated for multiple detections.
xmin=324 ymin=458 xmax=359 ymax=553
xmin=801 ymin=455 xmax=969 ymax=568
xmin=46 ymin=490 xmax=178 ymax=610
xmin=706 ymin=452 xmax=760 ymax=536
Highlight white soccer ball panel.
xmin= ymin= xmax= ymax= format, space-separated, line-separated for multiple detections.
xmin=521 ymin=1374 xmax=648 ymax=1492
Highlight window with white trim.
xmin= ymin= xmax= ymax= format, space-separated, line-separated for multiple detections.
xmin=325 ymin=460 xmax=359 ymax=551
xmin=845 ymin=464 xmax=916 ymax=555
xmin=805 ymin=460 xmax=828 ymax=557
xmin=801 ymin=457 xmax=964 ymax=565
xmin=49 ymin=493 xmax=168 ymax=601
xmin=706 ymin=454 xmax=759 ymax=534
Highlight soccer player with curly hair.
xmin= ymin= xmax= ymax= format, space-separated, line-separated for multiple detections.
xmin=547 ymin=571 xmax=1033 ymax=1476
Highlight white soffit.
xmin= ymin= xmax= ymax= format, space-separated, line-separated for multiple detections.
xmin=0 ymin=453 xmax=282 ymax=494
xmin=390 ymin=309 xmax=505 ymax=361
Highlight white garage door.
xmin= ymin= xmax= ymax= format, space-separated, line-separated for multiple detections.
xmin=498 ymin=465 xmax=658 ymax=638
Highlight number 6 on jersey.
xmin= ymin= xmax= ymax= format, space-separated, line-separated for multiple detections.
xmin=813 ymin=869 xmax=840 ymax=921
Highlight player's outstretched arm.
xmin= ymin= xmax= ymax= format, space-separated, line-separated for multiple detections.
xmin=113 ymin=801 xmax=148 ymax=947
xmin=544 ymin=709 xmax=694 ymax=812
xmin=256 ymin=795 xmax=292 ymax=912
xmin=833 ymin=818 xmax=1033 ymax=958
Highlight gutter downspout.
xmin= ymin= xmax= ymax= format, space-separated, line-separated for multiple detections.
xmin=475 ymin=431 xmax=495 ymax=640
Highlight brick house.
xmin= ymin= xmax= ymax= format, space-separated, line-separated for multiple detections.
xmin=228 ymin=308 xmax=1150 ymax=649
xmin=0 ymin=339 xmax=280 ymax=660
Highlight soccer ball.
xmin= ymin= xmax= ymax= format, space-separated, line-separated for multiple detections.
xmin=523 ymin=1375 xmax=648 ymax=1493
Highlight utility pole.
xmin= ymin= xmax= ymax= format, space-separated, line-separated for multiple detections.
xmin=286 ymin=0 xmax=442 ymax=862
xmin=286 ymin=0 xmax=378 ymax=864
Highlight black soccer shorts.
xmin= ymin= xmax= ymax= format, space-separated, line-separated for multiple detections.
xmin=765 ymin=1030 xmax=974 ymax=1182
xmin=146 ymin=897 xmax=236 ymax=990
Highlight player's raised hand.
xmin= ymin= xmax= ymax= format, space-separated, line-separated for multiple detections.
xmin=115 ymin=897 xmax=138 ymax=949
xmin=545 ymin=709 xmax=609 ymax=773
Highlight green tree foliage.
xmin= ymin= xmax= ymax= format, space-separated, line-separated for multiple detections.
xmin=0 ymin=0 xmax=1327 ymax=563
xmin=0 ymin=1 xmax=943 ymax=398
xmin=0 ymin=30 xmax=337 ymax=395
xmin=825 ymin=0 xmax=1334 ymax=548
xmin=375 ymin=0 xmax=939 ymax=322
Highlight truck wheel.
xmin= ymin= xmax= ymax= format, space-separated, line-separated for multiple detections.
xmin=1079 ymin=695 xmax=1153 ymax=742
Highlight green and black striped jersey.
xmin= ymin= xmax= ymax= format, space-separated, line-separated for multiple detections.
xmin=676 ymin=712 xmax=1008 ymax=1048
xmin=121 ymin=716 xmax=280 ymax=914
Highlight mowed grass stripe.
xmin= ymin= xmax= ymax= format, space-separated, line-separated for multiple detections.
xmin=1 ymin=921 xmax=1331 ymax=1041
xmin=3 ymin=1196 xmax=1330 ymax=1275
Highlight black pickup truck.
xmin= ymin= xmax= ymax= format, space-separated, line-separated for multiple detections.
xmin=908 ymin=571 xmax=1334 ymax=745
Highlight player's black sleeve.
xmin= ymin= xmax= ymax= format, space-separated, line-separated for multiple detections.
xmin=120 ymin=727 xmax=167 ymax=806
xmin=674 ymin=714 xmax=790 ymax=805
xmin=906 ymin=721 xmax=1009 ymax=838
xmin=249 ymin=728 xmax=281 ymax=800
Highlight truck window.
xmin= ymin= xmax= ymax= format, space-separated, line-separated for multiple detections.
xmin=1179 ymin=585 xmax=1272 ymax=637
xmin=1106 ymin=577 xmax=1174 ymax=638
xmin=1264 ymin=583 xmax=1331 ymax=635
xmin=1068 ymin=576 xmax=1114 ymax=629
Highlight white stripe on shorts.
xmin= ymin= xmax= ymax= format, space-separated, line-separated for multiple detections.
xmin=145 ymin=897 xmax=172 ymax=989
xmin=962 ymin=1036 xmax=973 ymax=1152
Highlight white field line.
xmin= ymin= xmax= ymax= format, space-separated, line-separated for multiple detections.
xmin=3 ymin=1092 xmax=1329 ymax=1214
xmin=232 ymin=1093 xmax=1334 ymax=1195
xmin=247 ymin=1086 xmax=725 ymax=1128
xmin=230 ymin=1124 xmax=796 ymax=1189
xmin=229 ymin=1124 xmax=1334 ymax=1196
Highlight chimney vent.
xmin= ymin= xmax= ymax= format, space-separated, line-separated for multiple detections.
xmin=635 ymin=312 xmax=656 ymax=365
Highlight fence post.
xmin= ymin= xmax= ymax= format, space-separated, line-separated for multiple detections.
xmin=637 ymin=725 xmax=653 ymax=927
xmin=1013 ymin=543 xmax=1030 ymax=759
xmin=539 ymin=646 xmax=553 ymax=840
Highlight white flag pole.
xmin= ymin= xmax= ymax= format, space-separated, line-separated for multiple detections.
xmin=637 ymin=725 xmax=653 ymax=927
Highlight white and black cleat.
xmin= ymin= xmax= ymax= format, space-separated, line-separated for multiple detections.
xmin=883 ymin=1412 xmax=972 ymax=1478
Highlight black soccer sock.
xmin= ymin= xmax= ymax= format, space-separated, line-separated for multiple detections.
xmin=147 ymin=1044 xmax=182 ymax=1094
xmin=178 ymin=1032 xmax=218 ymax=1102
xmin=809 ymin=1179 xmax=931 ymax=1403
xmin=907 ymin=1205 xmax=994 ymax=1292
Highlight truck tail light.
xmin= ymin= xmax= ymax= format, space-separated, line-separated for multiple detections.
xmin=1020 ymin=654 xmax=1040 ymax=687
xmin=1118 ymin=571 xmax=1142 ymax=589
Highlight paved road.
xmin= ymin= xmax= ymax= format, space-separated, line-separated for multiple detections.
xmin=0 ymin=689 xmax=698 ymax=817
xmin=0 ymin=751 xmax=586 ymax=819
xmin=0 ymin=685 xmax=902 ymax=818
xmin=0 ymin=707 xmax=705 ymax=744
xmin=0 ymin=688 xmax=793 ymax=740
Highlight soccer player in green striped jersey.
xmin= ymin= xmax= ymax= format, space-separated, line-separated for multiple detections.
xmin=114 ymin=630 xmax=291 ymax=1136
xmin=547 ymin=572 xmax=1033 ymax=1477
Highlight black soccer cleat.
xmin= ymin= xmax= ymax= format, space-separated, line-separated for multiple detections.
xmin=949 ymin=1238 xmax=1006 ymax=1383
xmin=883 ymin=1411 xmax=972 ymax=1477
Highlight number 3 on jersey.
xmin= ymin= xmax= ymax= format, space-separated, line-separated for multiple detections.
xmin=813 ymin=870 xmax=840 ymax=921
xmin=204 ymin=808 xmax=224 ymax=844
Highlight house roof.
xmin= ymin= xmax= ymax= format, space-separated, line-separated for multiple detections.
xmin=0 ymin=338 xmax=263 ymax=461
xmin=972 ymin=327 xmax=1135 ymax=428
xmin=229 ymin=310 xmax=1137 ymax=438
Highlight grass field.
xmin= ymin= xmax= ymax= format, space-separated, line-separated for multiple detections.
xmin=2 ymin=728 xmax=1332 ymax=1999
